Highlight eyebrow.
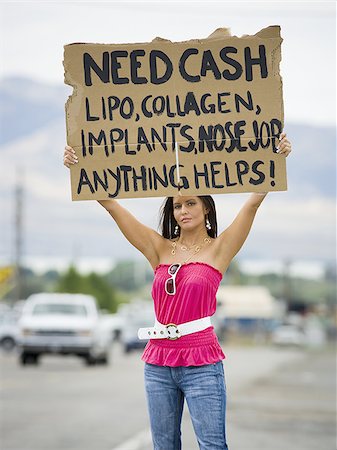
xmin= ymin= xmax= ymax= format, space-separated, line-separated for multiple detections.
xmin=173 ymin=198 xmax=195 ymax=206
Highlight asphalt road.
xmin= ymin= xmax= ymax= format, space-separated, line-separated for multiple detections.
xmin=0 ymin=343 xmax=335 ymax=450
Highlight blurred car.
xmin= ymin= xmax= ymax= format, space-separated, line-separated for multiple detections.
xmin=119 ymin=301 xmax=155 ymax=353
xmin=0 ymin=311 xmax=20 ymax=351
xmin=271 ymin=324 xmax=306 ymax=347
xmin=99 ymin=313 xmax=126 ymax=342
xmin=18 ymin=293 xmax=112 ymax=366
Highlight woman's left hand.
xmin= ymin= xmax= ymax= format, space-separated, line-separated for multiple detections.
xmin=277 ymin=132 xmax=292 ymax=157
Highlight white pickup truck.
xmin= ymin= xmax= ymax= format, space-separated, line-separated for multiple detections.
xmin=18 ymin=293 xmax=111 ymax=366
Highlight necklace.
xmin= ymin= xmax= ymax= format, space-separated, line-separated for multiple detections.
xmin=179 ymin=242 xmax=200 ymax=251
xmin=171 ymin=237 xmax=211 ymax=264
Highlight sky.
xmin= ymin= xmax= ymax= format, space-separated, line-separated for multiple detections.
xmin=0 ymin=1 xmax=336 ymax=126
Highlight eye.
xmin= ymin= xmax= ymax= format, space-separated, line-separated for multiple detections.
xmin=174 ymin=204 xmax=181 ymax=209
xmin=188 ymin=202 xmax=195 ymax=206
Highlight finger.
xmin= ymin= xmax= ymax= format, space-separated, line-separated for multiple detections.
xmin=279 ymin=145 xmax=291 ymax=155
xmin=279 ymin=134 xmax=287 ymax=145
xmin=64 ymin=153 xmax=75 ymax=161
xmin=278 ymin=139 xmax=291 ymax=151
xmin=277 ymin=141 xmax=287 ymax=152
xmin=276 ymin=133 xmax=286 ymax=152
xmin=278 ymin=144 xmax=288 ymax=152
xmin=279 ymin=141 xmax=289 ymax=151
xmin=69 ymin=154 xmax=78 ymax=162
xmin=65 ymin=145 xmax=75 ymax=153
xmin=64 ymin=151 xmax=78 ymax=161
xmin=64 ymin=155 xmax=78 ymax=165
xmin=64 ymin=149 xmax=77 ymax=158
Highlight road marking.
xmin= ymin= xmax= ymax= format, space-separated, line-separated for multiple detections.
xmin=112 ymin=428 xmax=152 ymax=450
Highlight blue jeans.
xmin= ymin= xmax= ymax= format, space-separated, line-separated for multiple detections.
xmin=144 ymin=361 xmax=229 ymax=449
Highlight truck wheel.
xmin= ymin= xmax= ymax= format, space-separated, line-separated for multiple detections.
xmin=84 ymin=355 xmax=97 ymax=366
xmin=20 ymin=352 xmax=28 ymax=366
xmin=20 ymin=353 xmax=40 ymax=366
xmin=97 ymin=354 xmax=109 ymax=365
xmin=0 ymin=337 xmax=16 ymax=352
xmin=32 ymin=354 xmax=40 ymax=365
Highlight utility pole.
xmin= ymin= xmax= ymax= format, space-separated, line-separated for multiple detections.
xmin=14 ymin=169 xmax=24 ymax=302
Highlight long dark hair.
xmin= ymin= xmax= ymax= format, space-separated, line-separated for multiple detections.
xmin=159 ymin=196 xmax=218 ymax=239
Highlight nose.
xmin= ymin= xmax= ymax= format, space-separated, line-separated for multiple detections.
xmin=181 ymin=204 xmax=188 ymax=214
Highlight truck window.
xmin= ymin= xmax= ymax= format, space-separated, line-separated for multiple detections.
xmin=31 ymin=304 xmax=88 ymax=316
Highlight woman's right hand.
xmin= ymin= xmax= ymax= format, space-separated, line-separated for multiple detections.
xmin=63 ymin=145 xmax=78 ymax=168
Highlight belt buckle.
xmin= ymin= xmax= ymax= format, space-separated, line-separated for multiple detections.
xmin=165 ymin=323 xmax=180 ymax=340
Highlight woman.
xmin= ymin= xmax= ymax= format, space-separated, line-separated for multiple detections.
xmin=63 ymin=133 xmax=292 ymax=449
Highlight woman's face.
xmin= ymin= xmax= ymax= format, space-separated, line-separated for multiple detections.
xmin=172 ymin=196 xmax=208 ymax=231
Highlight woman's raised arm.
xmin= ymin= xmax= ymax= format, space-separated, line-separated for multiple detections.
xmin=63 ymin=146 xmax=165 ymax=268
xmin=215 ymin=132 xmax=292 ymax=264
xmin=97 ymin=199 xmax=164 ymax=268
xmin=216 ymin=192 xmax=267 ymax=264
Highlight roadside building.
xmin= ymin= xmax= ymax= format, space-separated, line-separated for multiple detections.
xmin=215 ymin=286 xmax=282 ymax=339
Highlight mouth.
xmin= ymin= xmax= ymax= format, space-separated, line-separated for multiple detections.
xmin=181 ymin=218 xmax=191 ymax=223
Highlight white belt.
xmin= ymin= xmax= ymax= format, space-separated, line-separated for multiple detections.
xmin=138 ymin=316 xmax=212 ymax=340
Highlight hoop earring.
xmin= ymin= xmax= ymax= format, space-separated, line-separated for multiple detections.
xmin=205 ymin=215 xmax=211 ymax=230
xmin=174 ymin=225 xmax=180 ymax=236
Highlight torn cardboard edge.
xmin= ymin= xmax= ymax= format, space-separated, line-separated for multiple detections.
xmin=64 ymin=25 xmax=285 ymax=200
xmin=63 ymin=25 xmax=281 ymax=86
xmin=64 ymin=25 xmax=280 ymax=48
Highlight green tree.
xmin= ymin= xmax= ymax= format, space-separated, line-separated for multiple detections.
xmin=56 ymin=266 xmax=83 ymax=293
xmin=85 ymin=272 xmax=117 ymax=312
xmin=105 ymin=260 xmax=151 ymax=291
xmin=55 ymin=266 xmax=118 ymax=312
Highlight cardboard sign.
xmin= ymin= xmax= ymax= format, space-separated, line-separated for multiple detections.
xmin=64 ymin=26 xmax=286 ymax=201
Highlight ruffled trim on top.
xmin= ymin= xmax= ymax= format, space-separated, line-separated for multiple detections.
xmin=154 ymin=261 xmax=223 ymax=279
xmin=141 ymin=329 xmax=226 ymax=367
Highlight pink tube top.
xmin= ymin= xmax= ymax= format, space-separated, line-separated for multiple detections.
xmin=141 ymin=262 xmax=225 ymax=367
